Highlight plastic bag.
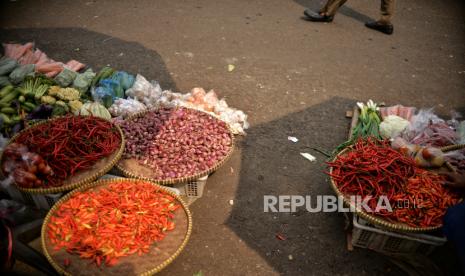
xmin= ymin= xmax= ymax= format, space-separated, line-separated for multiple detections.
xmin=407 ymin=108 xmax=444 ymax=134
xmin=108 ymin=98 xmax=146 ymax=118
xmin=9 ymin=64 xmax=35 ymax=84
xmin=54 ymin=68 xmax=77 ymax=87
xmin=458 ymin=121 xmax=465 ymax=144
xmin=111 ymin=71 xmax=135 ymax=91
xmin=0 ymin=76 xmax=11 ymax=88
xmin=0 ymin=57 xmax=18 ymax=76
xmin=125 ymin=74 xmax=163 ymax=107
xmin=72 ymin=69 xmax=96 ymax=94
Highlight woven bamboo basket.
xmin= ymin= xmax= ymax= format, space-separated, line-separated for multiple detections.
xmin=329 ymin=146 xmax=463 ymax=233
xmin=116 ymin=108 xmax=235 ymax=185
xmin=0 ymin=116 xmax=125 ymax=194
xmin=41 ymin=178 xmax=193 ymax=276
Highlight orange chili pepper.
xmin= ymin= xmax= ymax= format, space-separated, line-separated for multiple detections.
xmin=47 ymin=181 xmax=179 ymax=267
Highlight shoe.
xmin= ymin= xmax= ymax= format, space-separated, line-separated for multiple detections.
xmin=365 ymin=21 xmax=393 ymax=35
xmin=303 ymin=9 xmax=333 ymax=22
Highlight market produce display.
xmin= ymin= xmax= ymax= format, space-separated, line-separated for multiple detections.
xmin=1 ymin=116 xmax=122 ymax=189
xmin=328 ymin=138 xmax=461 ymax=228
xmin=47 ymin=180 xmax=179 ymax=266
xmin=117 ymin=107 xmax=233 ymax=182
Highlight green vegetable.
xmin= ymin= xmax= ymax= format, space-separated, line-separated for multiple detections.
xmin=52 ymin=105 xmax=68 ymax=116
xmin=18 ymin=95 xmax=26 ymax=103
xmin=0 ymin=89 xmax=19 ymax=104
xmin=0 ymin=113 xmax=12 ymax=125
xmin=91 ymin=67 xmax=115 ymax=87
xmin=1 ymin=107 xmax=15 ymax=114
xmin=11 ymin=115 xmax=21 ymax=124
xmin=33 ymin=84 xmax=50 ymax=101
xmin=20 ymin=103 xmax=33 ymax=112
xmin=23 ymin=102 xmax=36 ymax=110
xmin=334 ymin=100 xmax=382 ymax=154
xmin=0 ymin=85 xmax=14 ymax=98
xmin=79 ymin=102 xmax=112 ymax=120
xmin=102 ymin=95 xmax=113 ymax=108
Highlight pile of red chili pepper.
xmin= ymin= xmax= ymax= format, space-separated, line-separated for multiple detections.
xmin=47 ymin=181 xmax=180 ymax=267
xmin=327 ymin=137 xmax=461 ymax=227
xmin=12 ymin=115 xmax=121 ymax=188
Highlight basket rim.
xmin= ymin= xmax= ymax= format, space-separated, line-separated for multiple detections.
xmin=329 ymin=147 xmax=442 ymax=233
xmin=115 ymin=107 xmax=234 ymax=185
xmin=0 ymin=115 xmax=125 ymax=194
xmin=40 ymin=177 xmax=193 ymax=276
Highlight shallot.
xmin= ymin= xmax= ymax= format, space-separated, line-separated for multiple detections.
xmin=119 ymin=107 xmax=232 ymax=180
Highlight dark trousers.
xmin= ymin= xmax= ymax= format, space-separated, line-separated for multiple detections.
xmin=320 ymin=0 xmax=395 ymax=24
xmin=443 ymin=202 xmax=465 ymax=274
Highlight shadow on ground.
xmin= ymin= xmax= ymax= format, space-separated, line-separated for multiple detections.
xmin=227 ymin=96 xmax=403 ymax=275
xmin=0 ymin=27 xmax=178 ymax=91
xmin=294 ymin=0 xmax=374 ymax=23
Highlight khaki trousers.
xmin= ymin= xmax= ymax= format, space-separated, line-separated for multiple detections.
xmin=320 ymin=0 xmax=395 ymax=24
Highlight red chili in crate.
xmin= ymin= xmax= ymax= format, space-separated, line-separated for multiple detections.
xmin=47 ymin=181 xmax=180 ymax=267
xmin=5 ymin=116 xmax=121 ymax=188
xmin=327 ymin=137 xmax=462 ymax=228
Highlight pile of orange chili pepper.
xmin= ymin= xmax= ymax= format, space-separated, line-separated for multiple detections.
xmin=15 ymin=115 xmax=121 ymax=187
xmin=47 ymin=181 xmax=180 ymax=267
xmin=327 ymin=137 xmax=461 ymax=227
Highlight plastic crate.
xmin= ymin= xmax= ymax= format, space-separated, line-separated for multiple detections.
xmin=1 ymin=184 xmax=63 ymax=210
xmin=352 ymin=215 xmax=446 ymax=255
xmin=101 ymin=174 xmax=208 ymax=205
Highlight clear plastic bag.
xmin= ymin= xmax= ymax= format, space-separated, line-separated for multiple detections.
xmin=72 ymin=69 xmax=96 ymax=94
xmin=0 ymin=57 xmax=18 ymax=76
xmin=54 ymin=68 xmax=77 ymax=87
xmin=9 ymin=64 xmax=35 ymax=84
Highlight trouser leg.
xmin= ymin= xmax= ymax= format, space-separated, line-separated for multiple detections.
xmin=379 ymin=0 xmax=395 ymax=24
xmin=320 ymin=0 xmax=348 ymax=16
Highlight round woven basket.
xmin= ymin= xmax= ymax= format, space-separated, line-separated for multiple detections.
xmin=41 ymin=178 xmax=193 ymax=276
xmin=116 ymin=108 xmax=235 ymax=185
xmin=0 ymin=116 xmax=125 ymax=194
xmin=329 ymin=148 xmax=444 ymax=233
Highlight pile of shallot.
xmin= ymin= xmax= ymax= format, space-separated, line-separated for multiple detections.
xmin=119 ymin=107 xmax=232 ymax=180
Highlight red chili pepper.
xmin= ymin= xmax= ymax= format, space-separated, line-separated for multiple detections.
xmin=15 ymin=116 xmax=121 ymax=188
xmin=327 ymin=137 xmax=461 ymax=227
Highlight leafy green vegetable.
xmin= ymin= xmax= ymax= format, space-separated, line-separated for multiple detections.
xmin=334 ymin=100 xmax=382 ymax=154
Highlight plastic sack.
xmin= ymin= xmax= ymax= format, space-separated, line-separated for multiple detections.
xmin=9 ymin=64 xmax=35 ymax=84
xmin=407 ymin=108 xmax=444 ymax=134
xmin=111 ymin=71 xmax=135 ymax=91
xmin=125 ymin=74 xmax=163 ymax=107
xmin=458 ymin=121 xmax=465 ymax=144
xmin=0 ymin=76 xmax=11 ymax=88
xmin=92 ymin=85 xmax=114 ymax=108
xmin=54 ymin=68 xmax=77 ymax=87
xmin=108 ymin=98 xmax=146 ymax=118
xmin=0 ymin=57 xmax=18 ymax=76
xmin=72 ymin=69 xmax=96 ymax=94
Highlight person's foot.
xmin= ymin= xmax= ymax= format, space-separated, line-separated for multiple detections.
xmin=303 ymin=9 xmax=333 ymax=22
xmin=365 ymin=21 xmax=394 ymax=35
